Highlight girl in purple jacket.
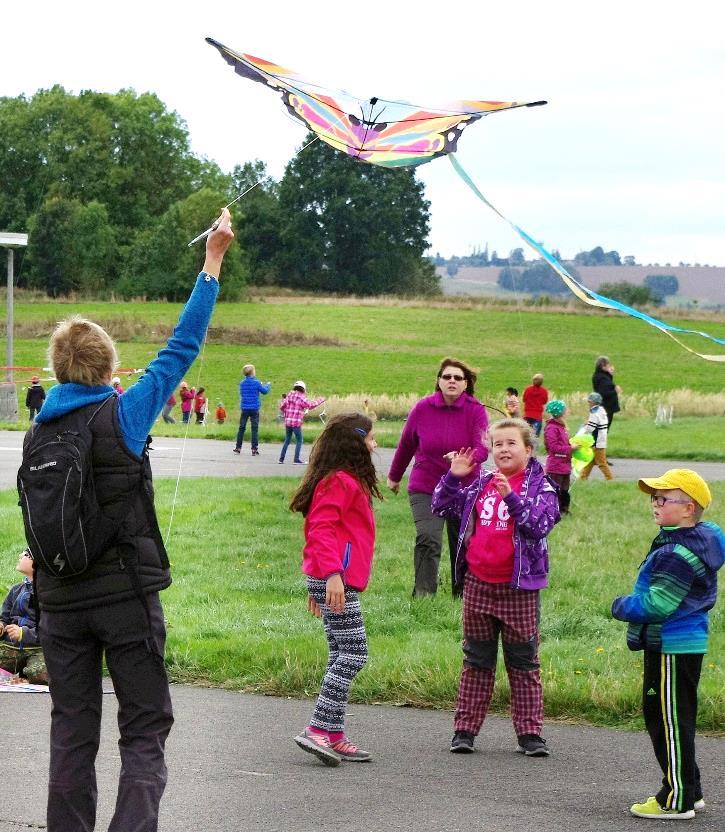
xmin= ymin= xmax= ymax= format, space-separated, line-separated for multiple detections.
xmin=432 ymin=418 xmax=560 ymax=758
xmin=543 ymin=399 xmax=572 ymax=515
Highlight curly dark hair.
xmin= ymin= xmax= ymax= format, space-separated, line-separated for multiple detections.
xmin=290 ymin=413 xmax=382 ymax=516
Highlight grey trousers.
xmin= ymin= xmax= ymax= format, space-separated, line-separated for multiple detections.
xmin=409 ymin=492 xmax=461 ymax=597
xmin=40 ymin=593 xmax=174 ymax=832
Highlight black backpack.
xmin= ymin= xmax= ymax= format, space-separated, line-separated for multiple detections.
xmin=17 ymin=397 xmax=120 ymax=577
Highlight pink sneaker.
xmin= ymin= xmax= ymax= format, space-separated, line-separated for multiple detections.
xmin=294 ymin=729 xmax=341 ymax=767
xmin=330 ymin=737 xmax=372 ymax=762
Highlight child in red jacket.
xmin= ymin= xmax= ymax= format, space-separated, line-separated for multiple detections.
xmin=290 ymin=413 xmax=381 ymax=766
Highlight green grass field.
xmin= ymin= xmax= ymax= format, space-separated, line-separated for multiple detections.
xmin=4 ymin=295 xmax=725 ymax=456
xmin=1 ymin=479 xmax=722 ymax=733
xmin=6 ymin=296 xmax=725 ymax=402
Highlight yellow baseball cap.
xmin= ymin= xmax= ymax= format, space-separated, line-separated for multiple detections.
xmin=638 ymin=468 xmax=711 ymax=510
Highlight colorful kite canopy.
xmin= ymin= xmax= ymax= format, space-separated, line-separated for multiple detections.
xmin=205 ymin=38 xmax=725 ymax=361
xmin=206 ymin=38 xmax=546 ymax=168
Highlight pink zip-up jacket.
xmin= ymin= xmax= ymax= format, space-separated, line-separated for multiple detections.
xmin=302 ymin=470 xmax=376 ymax=592
xmin=544 ymin=417 xmax=572 ymax=475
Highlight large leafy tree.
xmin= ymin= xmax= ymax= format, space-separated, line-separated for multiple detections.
xmin=276 ymin=136 xmax=439 ymax=295
xmin=231 ymin=161 xmax=283 ymax=286
xmin=120 ymin=188 xmax=247 ymax=301
xmin=25 ymin=197 xmax=117 ymax=296
xmin=0 ymin=87 xmax=208 ymax=234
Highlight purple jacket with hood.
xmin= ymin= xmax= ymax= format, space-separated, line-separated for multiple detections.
xmin=432 ymin=457 xmax=560 ymax=591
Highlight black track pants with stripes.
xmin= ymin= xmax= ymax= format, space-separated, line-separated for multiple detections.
xmin=642 ymin=650 xmax=703 ymax=813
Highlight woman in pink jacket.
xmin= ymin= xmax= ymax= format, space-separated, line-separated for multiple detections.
xmin=387 ymin=357 xmax=489 ymax=597
xmin=290 ymin=413 xmax=381 ymax=767
xmin=543 ymin=399 xmax=572 ymax=514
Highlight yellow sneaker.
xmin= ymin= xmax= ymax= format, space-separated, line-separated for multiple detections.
xmin=630 ymin=796 xmax=695 ymax=820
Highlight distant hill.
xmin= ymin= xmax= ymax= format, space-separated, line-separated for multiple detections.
xmin=437 ymin=265 xmax=725 ymax=306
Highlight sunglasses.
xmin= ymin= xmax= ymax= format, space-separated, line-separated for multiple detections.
xmin=440 ymin=373 xmax=465 ymax=382
xmin=650 ymin=495 xmax=692 ymax=507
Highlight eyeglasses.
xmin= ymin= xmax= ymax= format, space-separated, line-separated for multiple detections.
xmin=650 ymin=495 xmax=692 ymax=507
xmin=440 ymin=374 xmax=465 ymax=382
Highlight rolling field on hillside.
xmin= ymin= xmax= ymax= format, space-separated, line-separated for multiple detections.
xmin=6 ymin=296 xmax=725 ymax=397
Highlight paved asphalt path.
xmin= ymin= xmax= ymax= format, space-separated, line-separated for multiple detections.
xmin=2 ymin=430 xmax=725 ymax=487
xmin=0 ymin=686 xmax=723 ymax=831
xmin=1 ymin=431 xmax=723 ymax=830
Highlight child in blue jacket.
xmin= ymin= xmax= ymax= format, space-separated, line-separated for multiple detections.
xmin=612 ymin=468 xmax=724 ymax=820
xmin=0 ymin=549 xmax=47 ymax=683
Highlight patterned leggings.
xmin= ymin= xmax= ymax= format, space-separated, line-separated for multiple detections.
xmin=307 ymin=577 xmax=368 ymax=733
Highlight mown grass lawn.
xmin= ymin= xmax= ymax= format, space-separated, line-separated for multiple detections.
xmin=1 ymin=478 xmax=722 ymax=733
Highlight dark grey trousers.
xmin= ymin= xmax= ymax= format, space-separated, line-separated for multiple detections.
xmin=40 ymin=593 xmax=174 ymax=832
xmin=409 ymin=492 xmax=461 ymax=597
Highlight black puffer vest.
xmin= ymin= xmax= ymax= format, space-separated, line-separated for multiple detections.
xmin=34 ymin=396 xmax=171 ymax=612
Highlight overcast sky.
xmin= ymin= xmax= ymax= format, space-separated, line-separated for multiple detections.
xmin=3 ymin=2 xmax=723 ymax=265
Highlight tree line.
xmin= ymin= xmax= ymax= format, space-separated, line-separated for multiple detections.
xmin=0 ymin=87 xmax=438 ymax=299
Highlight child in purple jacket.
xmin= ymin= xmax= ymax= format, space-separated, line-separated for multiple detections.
xmin=543 ymin=399 xmax=572 ymax=515
xmin=432 ymin=418 xmax=560 ymax=758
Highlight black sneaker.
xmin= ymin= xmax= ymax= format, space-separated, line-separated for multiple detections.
xmin=232 ymin=447 xmax=241 ymax=454
xmin=516 ymin=734 xmax=550 ymax=757
xmin=251 ymin=449 xmax=260 ymax=456
xmin=450 ymin=730 xmax=475 ymax=753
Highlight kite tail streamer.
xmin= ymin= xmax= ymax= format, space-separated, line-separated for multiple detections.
xmin=448 ymin=155 xmax=725 ymax=362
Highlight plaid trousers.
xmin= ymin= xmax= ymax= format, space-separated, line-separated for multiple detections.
xmin=454 ymin=573 xmax=543 ymax=736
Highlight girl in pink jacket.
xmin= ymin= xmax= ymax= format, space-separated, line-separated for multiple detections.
xmin=543 ymin=399 xmax=572 ymax=514
xmin=290 ymin=413 xmax=381 ymax=767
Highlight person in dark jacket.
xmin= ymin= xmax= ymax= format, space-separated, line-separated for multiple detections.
xmin=26 ymin=210 xmax=234 ymax=832
xmin=0 ymin=549 xmax=47 ymax=683
xmin=25 ymin=375 xmax=46 ymax=421
xmin=592 ymin=356 xmax=621 ymax=430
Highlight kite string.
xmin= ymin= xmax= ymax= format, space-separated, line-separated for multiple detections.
xmin=164 ymin=332 xmax=208 ymax=547
xmin=166 ymin=133 xmax=322 ymax=545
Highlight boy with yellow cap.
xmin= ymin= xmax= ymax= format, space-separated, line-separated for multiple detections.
xmin=612 ymin=469 xmax=724 ymax=820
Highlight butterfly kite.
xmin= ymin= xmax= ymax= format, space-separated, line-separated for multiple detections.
xmin=204 ymin=37 xmax=725 ymax=361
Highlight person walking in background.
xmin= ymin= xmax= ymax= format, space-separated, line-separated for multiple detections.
xmin=25 ymin=375 xmax=46 ymax=421
xmin=111 ymin=376 xmax=124 ymax=395
xmin=194 ymin=387 xmax=207 ymax=425
xmin=592 ymin=356 xmax=621 ymax=432
xmin=578 ymin=392 xmax=614 ymax=480
xmin=161 ymin=392 xmax=176 ymax=424
xmin=612 ymin=469 xmax=723 ymax=820
xmin=504 ymin=387 xmax=520 ymax=418
xmin=522 ymin=373 xmax=548 ymax=437
xmin=234 ymin=363 xmax=271 ymax=456
xmin=433 ymin=419 xmax=560 ymax=757
xmin=543 ymin=400 xmax=572 ymax=515
xmin=279 ymin=381 xmax=326 ymax=464
xmin=290 ymin=413 xmax=381 ymax=766
xmin=215 ymin=401 xmax=227 ymax=424
xmin=179 ymin=381 xmax=195 ymax=424
xmin=387 ymin=358 xmax=488 ymax=598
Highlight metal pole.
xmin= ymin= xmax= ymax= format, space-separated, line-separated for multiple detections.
xmin=6 ymin=248 xmax=13 ymax=383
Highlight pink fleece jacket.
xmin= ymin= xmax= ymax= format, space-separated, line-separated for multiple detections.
xmin=388 ymin=391 xmax=489 ymax=494
xmin=543 ymin=417 xmax=572 ymax=475
xmin=302 ymin=470 xmax=376 ymax=592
